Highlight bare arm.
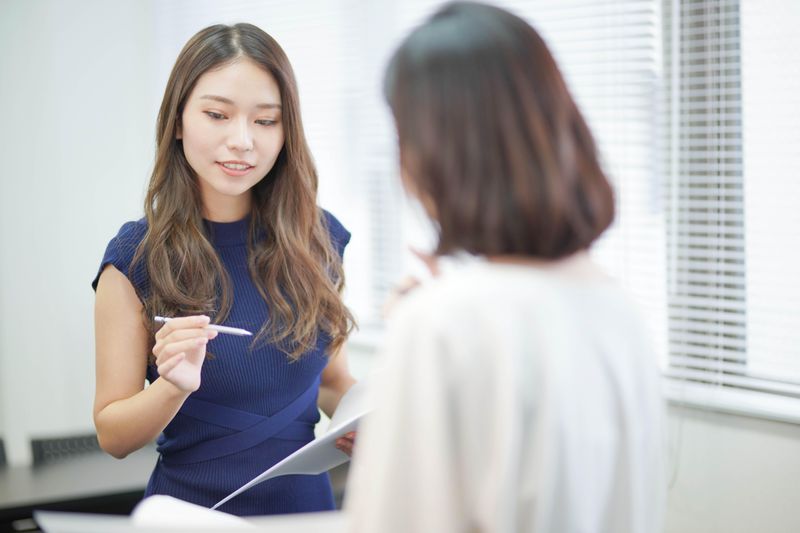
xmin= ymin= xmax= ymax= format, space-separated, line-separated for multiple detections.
xmin=93 ymin=265 xmax=213 ymax=458
xmin=318 ymin=346 xmax=356 ymax=419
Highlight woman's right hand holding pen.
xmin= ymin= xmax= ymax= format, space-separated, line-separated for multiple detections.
xmin=152 ymin=315 xmax=218 ymax=392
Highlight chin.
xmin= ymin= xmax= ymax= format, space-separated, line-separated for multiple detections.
xmin=215 ymin=177 xmax=257 ymax=193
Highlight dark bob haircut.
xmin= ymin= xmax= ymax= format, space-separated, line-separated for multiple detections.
xmin=384 ymin=1 xmax=615 ymax=259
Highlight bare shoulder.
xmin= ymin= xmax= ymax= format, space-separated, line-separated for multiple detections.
xmin=94 ymin=264 xmax=147 ymax=362
xmin=95 ymin=264 xmax=142 ymax=311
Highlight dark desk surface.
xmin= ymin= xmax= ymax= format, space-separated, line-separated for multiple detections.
xmin=0 ymin=446 xmax=157 ymax=527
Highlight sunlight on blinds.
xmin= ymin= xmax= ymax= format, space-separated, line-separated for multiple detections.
xmin=662 ymin=0 xmax=750 ymax=386
xmin=741 ymin=0 xmax=800 ymax=383
xmin=663 ymin=0 xmax=800 ymax=407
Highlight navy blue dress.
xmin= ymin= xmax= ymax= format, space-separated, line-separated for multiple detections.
xmin=92 ymin=211 xmax=350 ymax=516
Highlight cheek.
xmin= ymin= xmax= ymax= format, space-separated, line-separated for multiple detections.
xmin=273 ymin=126 xmax=285 ymax=151
xmin=182 ymin=125 xmax=215 ymax=161
xmin=263 ymin=128 xmax=285 ymax=158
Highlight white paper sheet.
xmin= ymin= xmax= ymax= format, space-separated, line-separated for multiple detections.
xmin=35 ymin=511 xmax=138 ymax=533
xmin=35 ymin=497 xmax=252 ymax=533
xmin=212 ymin=379 xmax=371 ymax=510
xmin=35 ymin=506 xmax=347 ymax=533
xmin=133 ymin=495 xmax=254 ymax=529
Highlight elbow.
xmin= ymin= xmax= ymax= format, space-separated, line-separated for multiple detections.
xmin=96 ymin=431 xmax=130 ymax=459
xmin=105 ymin=445 xmax=130 ymax=461
xmin=94 ymin=415 xmax=132 ymax=459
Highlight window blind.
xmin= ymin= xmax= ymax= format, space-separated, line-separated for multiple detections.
xmin=740 ymin=0 xmax=800 ymax=386
xmin=662 ymin=0 xmax=748 ymax=386
xmin=663 ymin=0 xmax=800 ymax=416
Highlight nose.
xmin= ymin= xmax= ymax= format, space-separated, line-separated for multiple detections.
xmin=227 ymin=117 xmax=254 ymax=152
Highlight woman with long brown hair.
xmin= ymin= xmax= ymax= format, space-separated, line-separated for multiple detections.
xmin=92 ymin=23 xmax=356 ymax=515
xmin=345 ymin=3 xmax=664 ymax=532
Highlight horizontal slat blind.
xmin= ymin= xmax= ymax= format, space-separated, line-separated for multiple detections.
xmin=346 ymin=0 xmax=437 ymax=326
xmin=740 ymin=0 xmax=800 ymax=384
xmin=663 ymin=0 xmax=800 ymax=409
xmin=663 ymin=0 xmax=758 ymax=393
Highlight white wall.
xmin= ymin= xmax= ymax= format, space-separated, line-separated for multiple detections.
xmin=665 ymin=405 xmax=800 ymax=533
xmin=0 ymin=0 xmax=157 ymax=465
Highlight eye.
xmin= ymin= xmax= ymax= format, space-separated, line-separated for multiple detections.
xmin=205 ymin=111 xmax=226 ymax=120
xmin=255 ymin=119 xmax=278 ymax=126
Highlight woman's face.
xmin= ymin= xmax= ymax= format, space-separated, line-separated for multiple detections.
xmin=179 ymin=58 xmax=285 ymax=220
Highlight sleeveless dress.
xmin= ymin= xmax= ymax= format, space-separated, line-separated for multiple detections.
xmin=91 ymin=211 xmax=350 ymax=516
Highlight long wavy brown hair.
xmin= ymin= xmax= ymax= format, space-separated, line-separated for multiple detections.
xmin=132 ymin=23 xmax=354 ymax=359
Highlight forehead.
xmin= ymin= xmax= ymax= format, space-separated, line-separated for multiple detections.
xmin=189 ymin=58 xmax=281 ymax=105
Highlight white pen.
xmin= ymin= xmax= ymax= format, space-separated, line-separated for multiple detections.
xmin=154 ymin=316 xmax=253 ymax=336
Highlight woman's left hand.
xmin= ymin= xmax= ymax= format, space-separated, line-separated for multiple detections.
xmin=335 ymin=431 xmax=357 ymax=457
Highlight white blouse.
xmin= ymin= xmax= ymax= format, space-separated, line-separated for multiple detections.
xmin=345 ymin=258 xmax=665 ymax=533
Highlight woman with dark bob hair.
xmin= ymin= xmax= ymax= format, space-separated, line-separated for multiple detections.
xmin=345 ymin=3 xmax=664 ymax=532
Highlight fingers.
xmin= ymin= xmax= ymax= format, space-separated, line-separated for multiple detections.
xmin=157 ymin=352 xmax=186 ymax=378
xmin=153 ymin=327 xmax=217 ymax=358
xmin=382 ymin=248 xmax=440 ymax=318
xmin=335 ymin=431 xmax=356 ymax=457
xmin=153 ymin=315 xmax=217 ymax=362
xmin=154 ymin=315 xmax=210 ymax=341
xmin=156 ymin=352 xmax=201 ymax=393
xmin=151 ymin=316 xmax=211 ymax=393
xmin=154 ymin=336 xmax=210 ymax=366
xmin=410 ymin=247 xmax=440 ymax=277
xmin=382 ymin=276 xmax=421 ymax=318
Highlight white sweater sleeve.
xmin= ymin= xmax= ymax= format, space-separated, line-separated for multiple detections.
xmin=344 ymin=293 xmax=470 ymax=533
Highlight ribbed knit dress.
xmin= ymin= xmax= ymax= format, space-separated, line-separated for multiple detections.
xmin=91 ymin=210 xmax=350 ymax=516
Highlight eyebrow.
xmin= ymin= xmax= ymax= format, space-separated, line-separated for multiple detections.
xmin=199 ymin=94 xmax=282 ymax=109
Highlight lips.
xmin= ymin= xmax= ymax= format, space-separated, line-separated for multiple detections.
xmin=216 ymin=160 xmax=255 ymax=177
xmin=218 ymin=161 xmax=254 ymax=171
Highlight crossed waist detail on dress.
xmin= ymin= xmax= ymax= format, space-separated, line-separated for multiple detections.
xmin=162 ymin=377 xmax=320 ymax=465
